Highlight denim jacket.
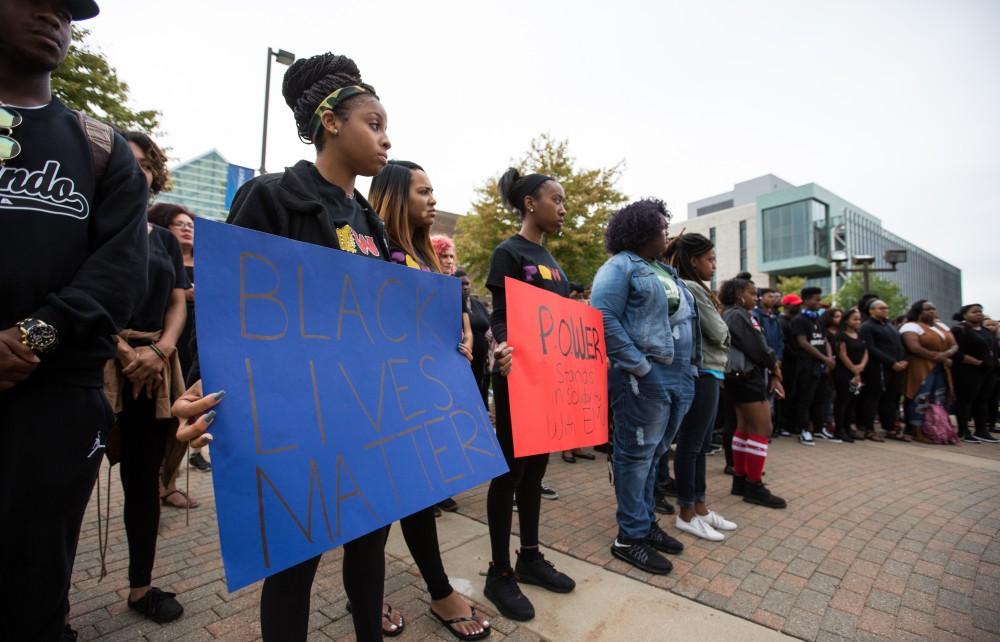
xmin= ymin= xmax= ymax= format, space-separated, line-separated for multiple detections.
xmin=591 ymin=251 xmax=700 ymax=377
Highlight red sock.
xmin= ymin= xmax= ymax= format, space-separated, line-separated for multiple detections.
xmin=731 ymin=429 xmax=748 ymax=476
xmin=743 ymin=434 xmax=769 ymax=482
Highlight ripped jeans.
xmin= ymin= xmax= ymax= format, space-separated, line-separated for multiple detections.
xmin=610 ymin=363 xmax=695 ymax=541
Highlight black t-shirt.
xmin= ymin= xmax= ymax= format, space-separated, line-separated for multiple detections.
xmin=953 ymin=323 xmax=996 ymax=373
xmin=127 ymin=225 xmax=190 ymax=332
xmin=177 ymin=264 xmax=196 ymax=376
xmin=307 ymin=165 xmax=381 ymax=259
xmin=836 ymin=332 xmax=866 ymax=368
xmin=0 ymin=98 xmax=149 ymax=385
xmin=789 ymin=312 xmax=828 ymax=363
xmin=486 ymin=234 xmax=570 ymax=356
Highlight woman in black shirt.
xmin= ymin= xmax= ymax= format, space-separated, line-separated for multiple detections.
xmin=482 ymin=168 xmax=576 ymax=622
xmin=951 ymin=304 xmax=998 ymax=442
xmin=104 ymin=132 xmax=190 ymax=623
xmin=368 ymin=161 xmax=490 ymax=639
xmin=833 ymin=308 xmax=868 ymax=443
xmin=187 ymin=53 xmax=394 ymax=641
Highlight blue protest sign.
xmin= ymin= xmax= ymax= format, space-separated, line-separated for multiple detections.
xmin=194 ymin=219 xmax=507 ymax=591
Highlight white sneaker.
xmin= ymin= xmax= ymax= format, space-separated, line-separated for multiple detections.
xmin=698 ymin=511 xmax=737 ymax=531
xmin=819 ymin=427 xmax=842 ymax=443
xmin=675 ymin=515 xmax=724 ymax=541
xmin=800 ymin=431 xmax=815 ymax=446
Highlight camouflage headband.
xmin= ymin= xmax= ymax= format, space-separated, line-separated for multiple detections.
xmin=307 ymin=85 xmax=370 ymax=143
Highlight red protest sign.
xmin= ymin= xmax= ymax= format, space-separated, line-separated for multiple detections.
xmin=506 ymin=277 xmax=609 ymax=457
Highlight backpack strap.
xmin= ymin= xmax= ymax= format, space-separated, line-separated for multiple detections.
xmin=75 ymin=111 xmax=114 ymax=181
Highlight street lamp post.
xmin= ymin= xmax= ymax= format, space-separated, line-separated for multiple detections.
xmin=829 ymin=250 xmax=908 ymax=300
xmin=259 ymin=47 xmax=295 ymax=175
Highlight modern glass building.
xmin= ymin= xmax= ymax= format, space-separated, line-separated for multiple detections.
xmin=157 ymin=150 xmax=254 ymax=222
xmin=681 ymin=175 xmax=962 ymax=314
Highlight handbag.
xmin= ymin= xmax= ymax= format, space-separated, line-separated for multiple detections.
xmin=722 ymin=308 xmax=755 ymax=376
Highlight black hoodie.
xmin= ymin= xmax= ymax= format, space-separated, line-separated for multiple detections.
xmin=226 ymin=160 xmax=390 ymax=259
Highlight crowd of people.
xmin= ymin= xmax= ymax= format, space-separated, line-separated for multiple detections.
xmin=1 ymin=3 xmax=998 ymax=641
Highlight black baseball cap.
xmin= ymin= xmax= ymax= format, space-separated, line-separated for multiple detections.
xmin=67 ymin=0 xmax=99 ymax=20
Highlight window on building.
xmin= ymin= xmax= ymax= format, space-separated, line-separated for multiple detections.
xmin=739 ymin=220 xmax=747 ymax=272
xmin=761 ymin=199 xmax=829 ymax=262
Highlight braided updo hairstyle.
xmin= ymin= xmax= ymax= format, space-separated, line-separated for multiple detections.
xmin=281 ymin=53 xmax=378 ymax=148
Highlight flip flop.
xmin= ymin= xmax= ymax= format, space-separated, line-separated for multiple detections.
xmin=346 ymin=601 xmax=405 ymax=636
xmin=430 ymin=605 xmax=491 ymax=641
xmin=160 ymin=489 xmax=199 ymax=509
xmin=561 ymin=452 xmax=576 ymax=463
xmin=574 ymin=451 xmax=596 ymax=460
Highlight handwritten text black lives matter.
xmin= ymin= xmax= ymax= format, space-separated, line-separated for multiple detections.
xmin=236 ymin=251 xmax=499 ymax=567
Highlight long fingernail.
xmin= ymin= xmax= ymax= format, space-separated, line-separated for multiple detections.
xmin=204 ymin=433 xmax=214 ymax=441
xmin=204 ymin=410 xmax=217 ymax=425
xmin=212 ymin=390 xmax=226 ymax=400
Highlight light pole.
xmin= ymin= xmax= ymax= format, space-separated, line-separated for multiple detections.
xmin=829 ymin=250 xmax=908 ymax=299
xmin=259 ymin=47 xmax=295 ymax=175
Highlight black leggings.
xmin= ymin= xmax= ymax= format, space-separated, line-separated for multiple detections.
xmin=260 ymin=526 xmax=387 ymax=642
xmin=486 ymin=373 xmax=548 ymax=570
xmin=954 ymin=368 xmax=990 ymax=437
xmin=391 ymin=507 xmax=453 ymax=600
xmin=118 ymin=381 xmax=170 ymax=588
xmin=833 ymin=372 xmax=860 ymax=436
xmin=674 ymin=375 xmax=720 ymax=507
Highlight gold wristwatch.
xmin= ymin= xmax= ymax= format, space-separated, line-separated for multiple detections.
xmin=17 ymin=318 xmax=59 ymax=354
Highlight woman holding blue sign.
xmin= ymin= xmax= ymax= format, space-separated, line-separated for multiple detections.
xmin=368 ymin=161 xmax=491 ymax=640
xmin=590 ymin=198 xmax=694 ymax=575
xmin=482 ymin=167 xmax=577 ymax=622
xmin=222 ymin=52 xmax=396 ymax=642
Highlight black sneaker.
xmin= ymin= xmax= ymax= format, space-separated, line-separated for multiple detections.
xmin=61 ymin=625 xmax=78 ymax=642
xmin=646 ymin=521 xmax=684 ymax=555
xmin=706 ymin=446 xmax=722 ymax=456
xmin=515 ymin=550 xmax=575 ymax=593
xmin=611 ymin=538 xmax=672 ymax=574
xmin=960 ymin=433 xmax=981 ymax=444
xmin=539 ymin=483 xmax=559 ymax=500
xmin=974 ymin=432 xmax=1000 ymax=443
xmin=655 ymin=477 xmax=678 ymax=497
xmin=484 ymin=565 xmax=534 ymax=621
xmin=724 ymin=465 xmax=734 ymax=476
xmin=189 ymin=452 xmax=212 ymax=472
xmin=742 ymin=480 xmax=787 ymax=509
xmin=127 ymin=587 xmax=184 ymax=623
xmin=731 ymin=475 xmax=745 ymax=496
xmin=654 ymin=495 xmax=675 ymax=515
xmin=437 ymin=497 xmax=459 ymax=512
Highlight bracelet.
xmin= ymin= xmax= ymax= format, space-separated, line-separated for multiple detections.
xmin=148 ymin=343 xmax=169 ymax=364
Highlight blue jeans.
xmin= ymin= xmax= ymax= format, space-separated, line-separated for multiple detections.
xmin=671 ymin=375 xmax=720 ymax=508
xmin=610 ymin=364 xmax=695 ymax=541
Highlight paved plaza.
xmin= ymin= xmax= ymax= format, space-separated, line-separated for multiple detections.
xmin=68 ymin=437 xmax=1000 ymax=641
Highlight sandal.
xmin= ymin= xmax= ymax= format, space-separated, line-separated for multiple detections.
xmin=160 ymin=489 xmax=199 ymax=509
xmin=346 ymin=602 xmax=405 ymax=637
xmin=887 ymin=431 xmax=913 ymax=442
xmin=561 ymin=452 xmax=576 ymax=463
xmin=865 ymin=431 xmax=885 ymax=443
xmin=430 ymin=605 xmax=491 ymax=641
xmin=573 ymin=450 xmax=596 ymax=460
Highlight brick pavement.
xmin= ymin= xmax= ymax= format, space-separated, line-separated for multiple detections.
xmin=67 ymin=438 xmax=1000 ymax=641
xmin=455 ymin=438 xmax=1000 ymax=642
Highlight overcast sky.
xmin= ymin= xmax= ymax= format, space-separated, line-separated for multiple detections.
xmin=84 ymin=0 xmax=999 ymax=312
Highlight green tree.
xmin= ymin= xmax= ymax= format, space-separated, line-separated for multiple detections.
xmin=52 ymin=27 xmax=160 ymax=132
xmin=776 ymin=275 xmax=806 ymax=297
xmin=834 ymin=273 xmax=909 ymax=318
xmin=455 ymin=135 xmax=627 ymax=291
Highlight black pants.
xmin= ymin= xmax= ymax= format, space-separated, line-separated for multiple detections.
xmin=859 ymin=368 xmax=900 ymax=434
xmin=118 ymin=381 xmax=170 ymax=588
xmin=833 ymin=372 xmax=860 ymax=436
xmin=0 ymin=380 xmax=111 ymax=641
xmin=774 ymin=359 xmax=797 ymax=434
xmin=391 ymin=507 xmax=453 ymax=600
xmin=721 ymin=388 xmax=737 ymax=468
xmin=988 ymin=373 xmax=999 ymax=429
xmin=673 ymin=375 xmax=720 ymax=507
xmin=791 ymin=365 xmax=824 ymax=432
xmin=486 ymin=373 xmax=548 ymax=570
xmin=954 ymin=368 xmax=991 ymax=437
xmin=260 ymin=526 xmax=387 ymax=642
